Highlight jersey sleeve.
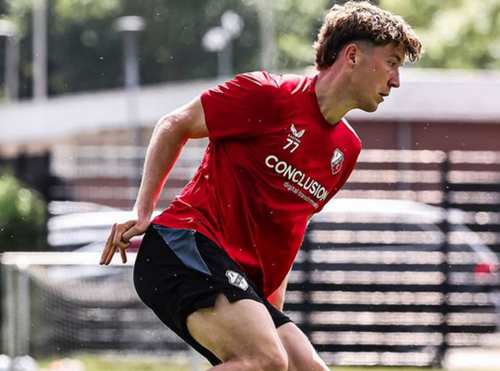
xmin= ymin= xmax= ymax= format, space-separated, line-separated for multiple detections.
xmin=200 ymin=72 xmax=280 ymax=141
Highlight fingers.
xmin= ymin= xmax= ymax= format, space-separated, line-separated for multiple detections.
xmin=100 ymin=219 xmax=148 ymax=266
xmin=100 ymin=222 xmax=133 ymax=265
xmin=100 ymin=224 xmax=118 ymax=265
xmin=120 ymin=247 xmax=127 ymax=264
xmin=122 ymin=220 xmax=150 ymax=242
xmin=112 ymin=220 xmax=137 ymax=248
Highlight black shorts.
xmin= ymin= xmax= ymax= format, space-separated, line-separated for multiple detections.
xmin=133 ymin=225 xmax=292 ymax=366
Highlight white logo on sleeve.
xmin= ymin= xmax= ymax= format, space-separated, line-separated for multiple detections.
xmin=291 ymin=123 xmax=305 ymax=138
xmin=225 ymin=270 xmax=249 ymax=291
xmin=331 ymin=149 xmax=344 ymax=175
xmin=284 ymin=124 xmax=306 ymax=153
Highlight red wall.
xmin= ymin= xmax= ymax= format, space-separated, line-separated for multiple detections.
xmin=351 ymin=119 xmax=500 ymax=151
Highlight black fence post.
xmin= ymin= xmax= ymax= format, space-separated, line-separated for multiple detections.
xmin=38 ymin=151 xmax=54 ymax=202
xmin=11 ymin=151 xmax=55 ymax=202
xmin=301 ymin=231 xmax=313 ymax=339
xmin=436 ymin=152 xmax=451 ymax=366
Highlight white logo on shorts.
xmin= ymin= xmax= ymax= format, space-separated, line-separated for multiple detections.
xmin=225 ymin=270 xmax=249 ymax=291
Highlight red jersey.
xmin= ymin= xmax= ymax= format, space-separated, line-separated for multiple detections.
xmin=153 ymin=72 xmax=362 ymax=297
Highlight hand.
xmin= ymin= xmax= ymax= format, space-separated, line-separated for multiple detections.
xmin=99 ymin=219 xmax=150 ymax=265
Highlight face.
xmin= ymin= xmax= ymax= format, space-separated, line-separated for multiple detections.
xmin=351 ymin=43 xmax=405 ymax=112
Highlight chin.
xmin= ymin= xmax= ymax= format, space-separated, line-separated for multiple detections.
xmin=360 ymin=103 xmax=379 ymax=113
xmin=356 ymin=97 xmax=380 ymax=112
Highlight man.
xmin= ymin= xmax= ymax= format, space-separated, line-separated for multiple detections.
xmin=101 ymin=2 xmax=422 ymax=370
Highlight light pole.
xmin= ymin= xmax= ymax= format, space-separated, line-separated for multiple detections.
xmin=113 ymin=16 xmax=146 ymax=194
xmin=202 ymin=10 xmax=244 ymax=77
xmin=256 ymin=0 xmax=277 ymax=72
xmin=0 ymin=19 xmax=20 ymax=102
xmin=33 ymin=0 xmax=48 ymax=101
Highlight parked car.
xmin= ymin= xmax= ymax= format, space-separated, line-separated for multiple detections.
xmin=48 ymin=198 xmax=499 ymax=288
xmin=43 ymin=199 xmax=499 ymax=365
xmin=309 ymin=198 xmax=499 ymax=285
xmin=286 ymin=198 xmax=500 ymax=366
xmin=47 ymin=209 xmax=154 ymax=251
xmin=49 ymin=199 xmax=499 ymax=286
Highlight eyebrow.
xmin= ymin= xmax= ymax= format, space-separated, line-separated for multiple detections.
xmin=389 ymin=53 xmax=405 ymax=66
xmin=391 ymin=54 xmax=403 ymax=63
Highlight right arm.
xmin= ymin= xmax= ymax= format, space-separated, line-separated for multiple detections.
xmin=100 ymin=97 xmax=208 ymax=265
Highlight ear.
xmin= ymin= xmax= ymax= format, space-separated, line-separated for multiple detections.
xmin=343 ymin=43 xmax=360 ymax=68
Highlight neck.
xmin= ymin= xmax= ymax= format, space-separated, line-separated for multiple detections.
xmin=315 ymin=67 xmax=356 ymax=125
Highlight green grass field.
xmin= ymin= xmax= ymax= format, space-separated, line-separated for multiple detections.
xmin=37 ymin=355 xmax=435 ymax=371
xmin=38 ymin=355 xmax=192 ymax=371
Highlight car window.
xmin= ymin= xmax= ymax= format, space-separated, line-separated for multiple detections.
xmin=309 ymin=217 xmax=444 ymax=251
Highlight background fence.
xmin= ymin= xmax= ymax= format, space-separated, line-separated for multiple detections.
xmin=3 ymin=146 xmax=500 ymax=254
xmin=1 ymin=146 xmax=500 ymax=367
xmin=43 ymin=146 xmax=500 ymax=257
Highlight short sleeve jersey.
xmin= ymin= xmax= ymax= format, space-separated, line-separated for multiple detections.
xmin=153 ymin=71 xmax=362 ymax=298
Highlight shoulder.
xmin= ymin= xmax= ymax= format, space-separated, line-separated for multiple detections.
xmin=206 ymin=71 xmax=311 ymax=97
xmin=234 ymin=71 xmax=279 ymax=86
xmin=236 ymin=72 xmax=315 ymax=102
xmin=229 ymin=72 xmax=312 ymax=94
xmin=230 ymin=71 xmax=280 ymax=96
xmin=340 ymin=118 xmax=362 ymax=146
xmin=203 ymin=71 xmax=280 ymax=101
xmin=274 ymin=73 xmax=314 ymax=94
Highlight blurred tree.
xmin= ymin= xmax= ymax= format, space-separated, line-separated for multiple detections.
xmin=273 ymin=0 xmax=329 ymax=70
xmin=2 ymin=0 xmax=499 ymax=99
xmin=380 ymin=0 xmax=500 ymax=69
xmin=2 ymin=0 xmax=262 ymax=97
xmin=0 ymin=172 xmax=48 ymax=252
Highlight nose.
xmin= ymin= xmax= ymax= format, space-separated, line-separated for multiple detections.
xmin=389 ymin=68 xmax=401 ymax=89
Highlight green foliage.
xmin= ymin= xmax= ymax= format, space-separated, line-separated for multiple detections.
xmin=2 ymin=0 xmax=499 ymax=98
xmin=380 ymin=0 xmax=500 ymax=69
xmin=54 ymin=0 xmax=123 ymax=22
xmin=3 ymin=0 xmax=262 ymax=97
xmin=0 ymin=172 xmax=48 ymax=252
xmin=274 ymin=0 xmax=330 ymax=69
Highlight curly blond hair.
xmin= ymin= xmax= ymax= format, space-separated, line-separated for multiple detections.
xmin=314 ymin=1 xmax=423 ymax=70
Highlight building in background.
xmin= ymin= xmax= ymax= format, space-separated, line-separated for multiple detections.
xmin=1 ymin=68 xmax=499 ymax=156
xmin=0 ymin=67 xmax=499 ymax=208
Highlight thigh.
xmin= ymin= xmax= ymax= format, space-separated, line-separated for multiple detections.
xmin=134 ymin=225 xmax=263 ymax=321
xmin=134 ymin=225 xmax=286 ymax=365
xmin=277 ymin=322 xmax=329 ymax=371
xmin=186 ymin=293 xmax=287 ymax=364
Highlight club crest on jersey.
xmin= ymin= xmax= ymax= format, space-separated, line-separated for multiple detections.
xmin=331 ymin=149 xmax=344 ymax=175
xmin=225 ymin=270 xmax=249 ymax=291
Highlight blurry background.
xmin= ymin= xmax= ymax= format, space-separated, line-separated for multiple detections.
xmin=1 ymin=0 xmax=500 ymax=370
xmin=2 ymin=0 xmax=500 ymax=100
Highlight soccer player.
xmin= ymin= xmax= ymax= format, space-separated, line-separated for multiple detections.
xmin=100 ymin=2 xmax=422 ymax=370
